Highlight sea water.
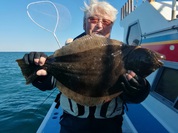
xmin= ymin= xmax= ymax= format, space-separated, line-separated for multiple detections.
xmin=0 ymin=52 xmax=59 ymax=133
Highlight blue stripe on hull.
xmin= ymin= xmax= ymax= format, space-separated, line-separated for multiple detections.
xmin=142 ymin=33 xmax=178 ymax=43
xmin=126 ymin=104 xmax=168 ymax=133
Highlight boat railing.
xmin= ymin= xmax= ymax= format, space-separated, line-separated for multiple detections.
xmin=120 ymin=0 xmax=134 ymax=20
xmin=121 ymin=0 xmax=177 ymax=20
xmin=120 ymin=0 xmax=154 ymax=20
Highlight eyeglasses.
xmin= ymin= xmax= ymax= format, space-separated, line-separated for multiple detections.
xmin=88 ymin=17 xmax=113 ymax=26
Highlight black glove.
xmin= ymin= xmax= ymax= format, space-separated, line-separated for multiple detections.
xmin=119 ymin=74 xmax=150 ymax=103
xmin=23 ymin=52 xmax=52 ymax=90
xmin=23 ymin=52 xmax=47 ymax=65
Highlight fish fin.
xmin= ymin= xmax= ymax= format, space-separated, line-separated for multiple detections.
xmin=123 ymin=46 xmax=165 ymax=77
xmin=56 ymin=82 xmax=122 ymax=106
xmin=53 ymin=34 xmax=120 ymax=57
xmin=16 ymin=59 xmax=38 ymax=84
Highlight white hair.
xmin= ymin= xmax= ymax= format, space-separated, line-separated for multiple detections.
xmin=83 ymin=0 xmax=118 ymax=22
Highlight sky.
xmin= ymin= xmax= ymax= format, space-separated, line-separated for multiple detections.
xmin=0 ymin=0 xmax=125 ymax=52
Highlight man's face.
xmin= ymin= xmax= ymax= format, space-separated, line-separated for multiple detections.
xmin=83 ymin=14 xmax=113 ymax=38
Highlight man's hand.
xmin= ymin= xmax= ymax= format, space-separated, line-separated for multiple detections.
xmin=120 ymin=70 xmax=150 ymax=103
xmin=23 ymin=52 xmax=48 ymax=76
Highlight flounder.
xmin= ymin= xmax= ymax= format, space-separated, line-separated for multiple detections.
xmin=16 ymin=34 xmax=165 ymax=106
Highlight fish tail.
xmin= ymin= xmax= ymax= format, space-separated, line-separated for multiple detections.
xmin=16 ymin=59 xmax=38 ymax=84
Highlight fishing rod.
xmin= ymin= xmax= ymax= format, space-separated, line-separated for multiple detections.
xmin=33 ymin=88 xmax=58 ymax=113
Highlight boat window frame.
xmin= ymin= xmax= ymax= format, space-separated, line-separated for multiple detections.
xmin=126 ymin=20 xmax=142 ymax=45
xmin=150 ymin=61 xmax=178 ymax=112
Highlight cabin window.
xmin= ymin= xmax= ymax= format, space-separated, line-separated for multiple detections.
xmin=126 ymin=22 xmax=141 ymax=45
xmin=152 ymin=66 xmax=178 ymax=111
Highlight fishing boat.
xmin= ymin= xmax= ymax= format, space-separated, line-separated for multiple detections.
xmin=37 ymin=0 xmax=178 ymax=132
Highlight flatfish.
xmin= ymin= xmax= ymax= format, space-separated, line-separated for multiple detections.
xmin=16 ymin=34 xmax=165 ymax=106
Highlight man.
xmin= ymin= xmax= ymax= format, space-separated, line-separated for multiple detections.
xmin=23 ymin=0 xmax=150 ymax=133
